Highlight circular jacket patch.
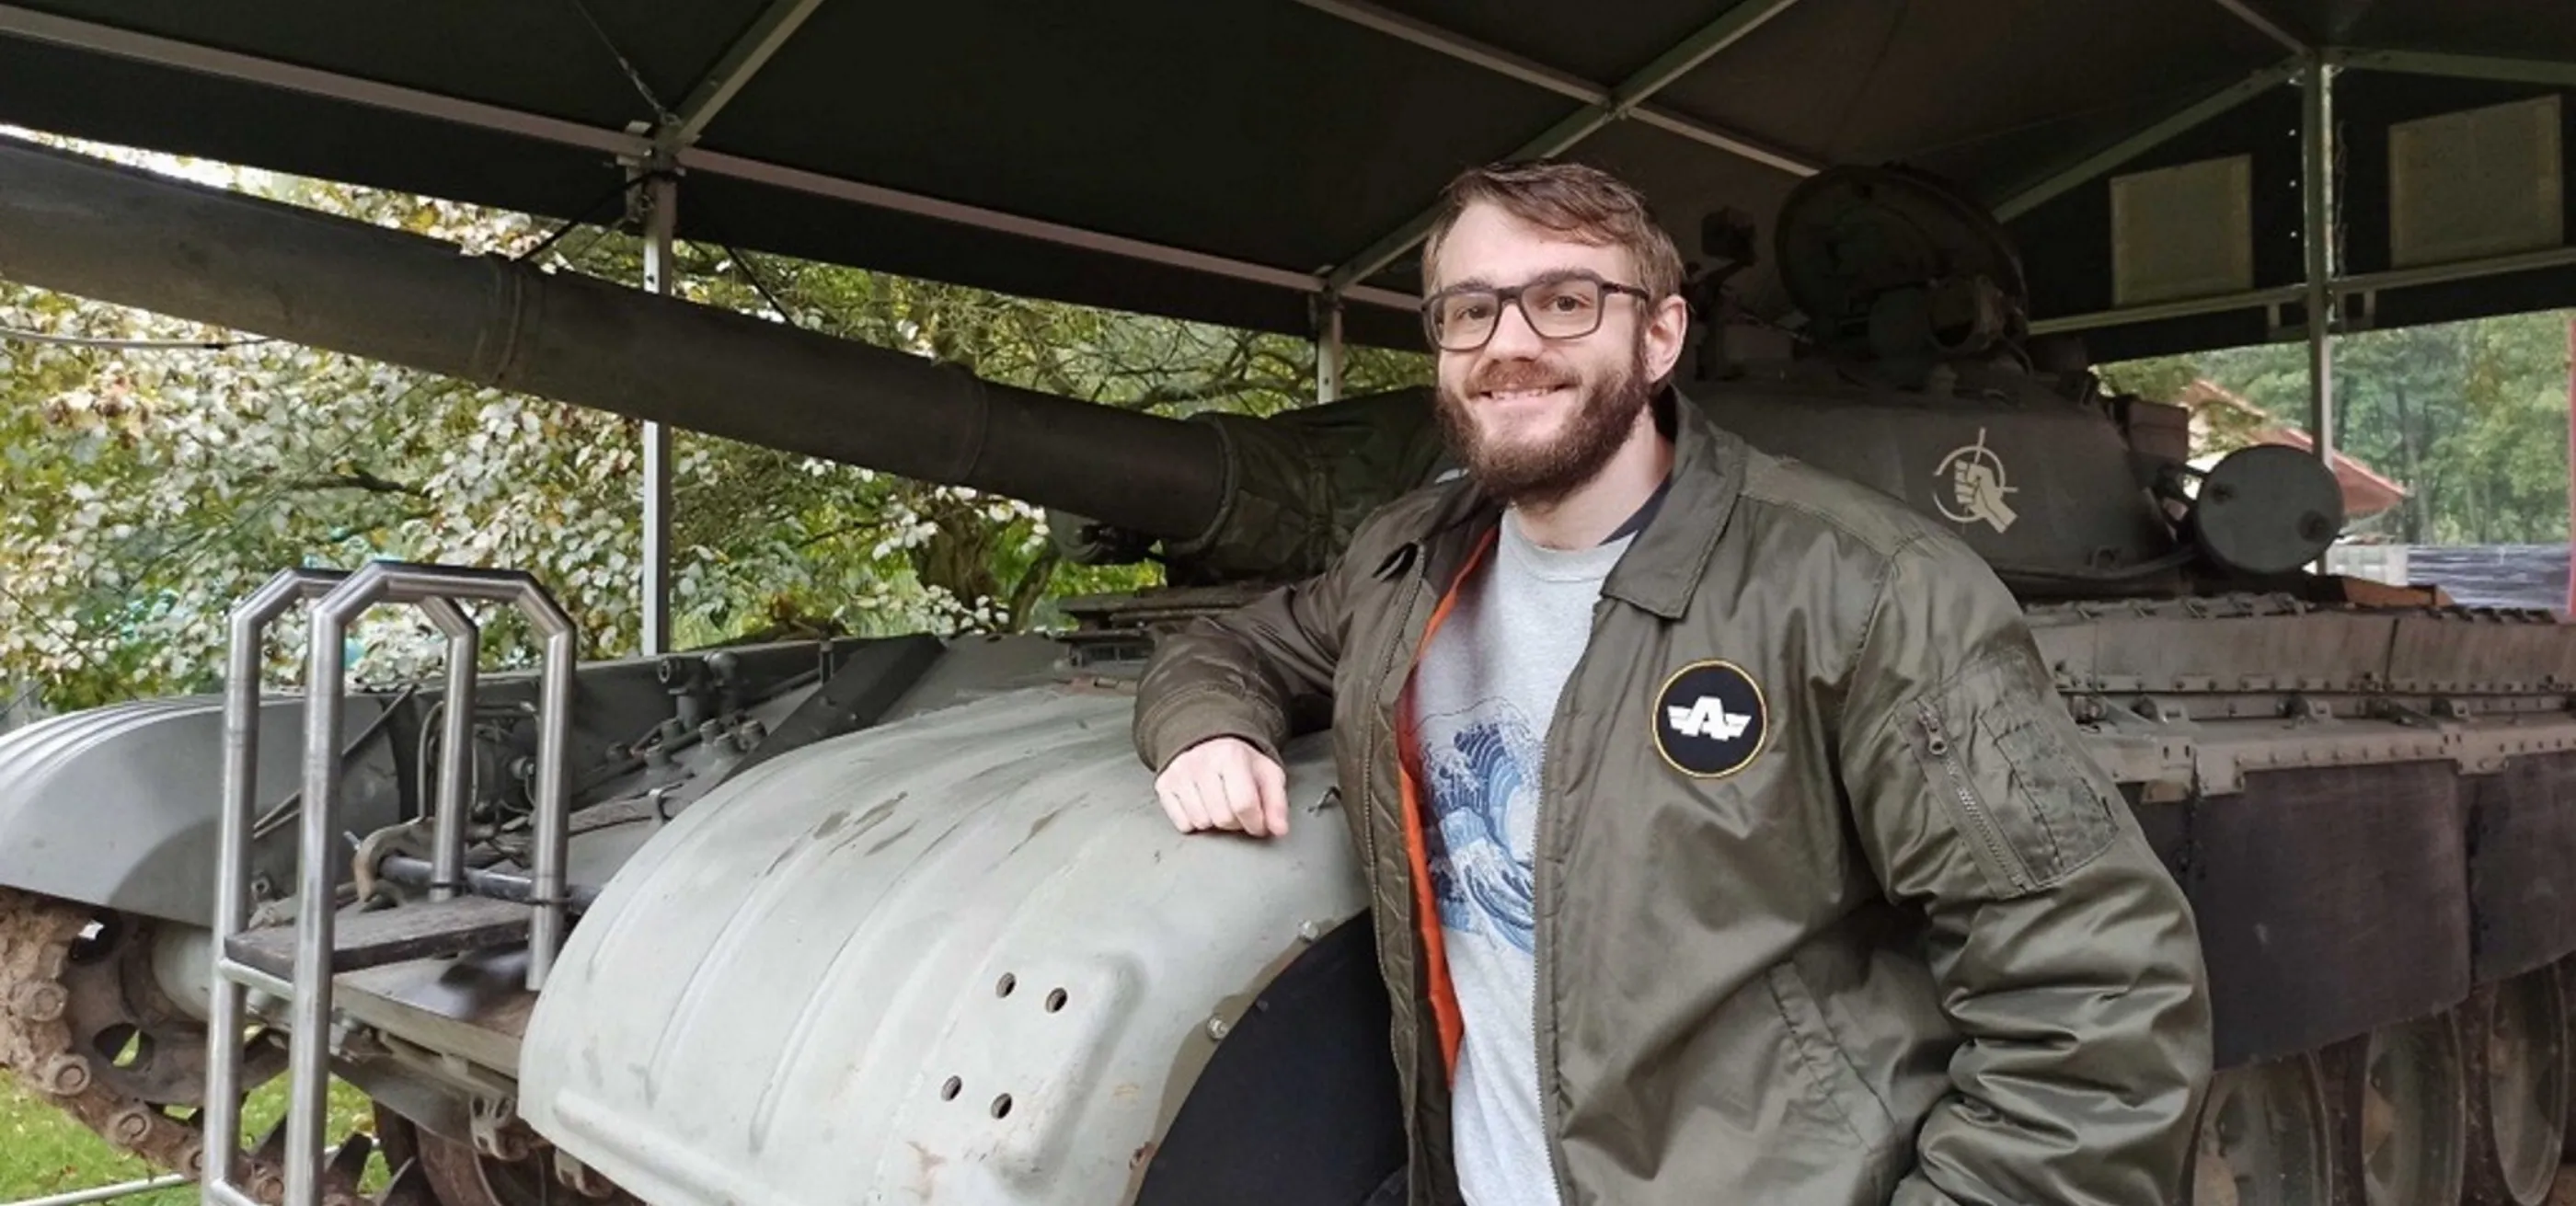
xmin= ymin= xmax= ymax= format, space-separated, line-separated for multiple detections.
xmin=1653 ymin=660 xmax=1767 ymax=777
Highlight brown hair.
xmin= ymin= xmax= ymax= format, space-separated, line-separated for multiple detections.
xmin=1420 ymin=158 xmax=1685 ymax=304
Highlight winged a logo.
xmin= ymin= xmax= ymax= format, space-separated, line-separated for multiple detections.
xmin=1666 ymin=696 xmax=1751 ymax=741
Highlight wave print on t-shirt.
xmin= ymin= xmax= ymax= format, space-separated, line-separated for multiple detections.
xmin=1419 ymin=702 xmax=1541 ymax=955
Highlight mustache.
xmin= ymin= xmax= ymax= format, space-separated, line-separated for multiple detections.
xmin=1466 ymin=359 xmax=1576 ymax=396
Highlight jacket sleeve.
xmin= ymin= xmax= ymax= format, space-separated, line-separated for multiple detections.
xmin=1131 ymin=539 xmax=1363 ymax=772
xmin=1836 ymin=534 xmax=2213 ymax=1206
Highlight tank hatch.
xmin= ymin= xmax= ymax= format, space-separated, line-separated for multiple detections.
xmin=1773 ymin=166 xmax=2030 ymax=374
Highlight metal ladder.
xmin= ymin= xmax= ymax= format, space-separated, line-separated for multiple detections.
xmin=203 ymin=563 xmax=580 ymax=1206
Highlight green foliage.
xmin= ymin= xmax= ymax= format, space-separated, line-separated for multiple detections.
xmin=0 ymin=1073 xmax=384 ymax=1204
xmin=0 ymin=142 xmax=1431 ymax=714
xmin=2094 ymin=356 xmax=2200 ymax=408
xmin=2100 ymin=314 xmax=2575 ymax=545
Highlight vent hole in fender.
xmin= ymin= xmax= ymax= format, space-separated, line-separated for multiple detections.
xmin=995 ymin=973 xmax=1016 ymax=997
xmin=940 ymin=1077 xmax=961 ymax=1101
xmin=991 ymin=1095 xmax=1013 ymax=1119
xmin=1046 ymin=989 xmax=1068 ymax=1013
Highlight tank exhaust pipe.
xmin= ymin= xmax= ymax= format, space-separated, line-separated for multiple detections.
xmin=0 ymin=134 xmax=1227 ymax=541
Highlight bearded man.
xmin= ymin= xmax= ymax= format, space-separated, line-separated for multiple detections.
xmin=1131 ymin=158 xmax=2211 ymax=1206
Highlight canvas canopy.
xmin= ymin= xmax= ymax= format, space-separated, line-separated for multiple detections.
xmin=0 ymin=0 xmax=2570 ymax=364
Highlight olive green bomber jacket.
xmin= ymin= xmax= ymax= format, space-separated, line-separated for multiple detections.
xmin=1132 ymin=396 xmax=2213 ymax=1205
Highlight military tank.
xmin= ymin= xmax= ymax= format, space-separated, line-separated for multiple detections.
xmin=3 ymin=133 xmax=2575 ymax=1206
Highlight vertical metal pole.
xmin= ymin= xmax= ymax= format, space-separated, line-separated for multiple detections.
xmin=426 ymin=604 xmax=477 ymax=903
xmin=527 ymin=626 xmax=577 ymax=991
xmin=2564 ymin=315 xmax=2575 ymax=614
xmin=206 ymin=611 xmax=264 ymax=1201
xmin=640 ymin=172 xmax=678 ymax=656
xmin=284 ymin=598 xmax=355 ymax=1206
xmin=1317 ymin=293 xmax=1345 ymax=404
xmin=207 ymin=589 xmax=279 ymax=1203
xmin=2302 ymin=54 xmax=2337 ymax=469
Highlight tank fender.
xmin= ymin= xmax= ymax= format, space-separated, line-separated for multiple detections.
xmin=0 ymin=693 xmax=403 ymax=925
xmin=518 ymin=687 xmax=1374 ymax=1206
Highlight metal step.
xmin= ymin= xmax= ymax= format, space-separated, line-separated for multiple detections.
xmin=225 ymin=896 xmax=531 ymax=982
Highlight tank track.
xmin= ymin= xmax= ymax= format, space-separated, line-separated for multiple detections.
xmin=0 ymin=888 xmax=369 ymax=1206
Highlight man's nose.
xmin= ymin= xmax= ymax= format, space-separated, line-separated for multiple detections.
xmin=1483 ymin=298 xmax=1547 ymax=357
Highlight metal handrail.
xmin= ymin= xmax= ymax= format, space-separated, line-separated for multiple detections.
xmin=205 ymin=561 xmax=578 ymax=1206
xmin=205 ymin=567 xmax=344 ymax=1206
xmin=2 ymin=1174 xmax=190 ymax=1206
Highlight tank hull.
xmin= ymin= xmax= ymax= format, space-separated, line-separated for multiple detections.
xmin=482 ymin=598 xmax=2576 ymax=1204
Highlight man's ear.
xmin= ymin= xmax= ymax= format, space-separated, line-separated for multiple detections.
xmin=1642 ymin=293 xmax=1688 ymax=383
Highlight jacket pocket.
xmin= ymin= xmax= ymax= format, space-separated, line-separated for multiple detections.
xmin=1906 ymin=649 xmax=2121 ymax=897
xmin=1763 ymin=962 xmax=1902 ymax=1155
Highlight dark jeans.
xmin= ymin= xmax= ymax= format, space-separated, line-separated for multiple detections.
xmin=1362 ymin=1167 xmax=1407 ymax=1206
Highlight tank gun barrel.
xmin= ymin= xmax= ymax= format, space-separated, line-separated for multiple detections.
xmin=0 ymin=135 xmax=1226 ymax=541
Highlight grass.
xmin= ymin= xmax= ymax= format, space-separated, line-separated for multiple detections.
xmin=1 ymin=1071 xmax=386 ymax=1206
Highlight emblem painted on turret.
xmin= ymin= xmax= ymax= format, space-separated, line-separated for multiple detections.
xmin=1935 ymin=427 xmax=2018 ymax=534
xmin=1653 ymin=660 xmax=1767 ymax=778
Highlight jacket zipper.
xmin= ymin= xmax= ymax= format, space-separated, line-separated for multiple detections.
xmin=1531 ymin=597 xmax=1610 ymax=1206
xmin=1914 ymin=705 xmax=2029 ymax=891
xmin=1362 ymin=543 xmax=1432 ymax=900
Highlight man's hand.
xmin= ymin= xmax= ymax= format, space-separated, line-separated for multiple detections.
xmin=1155 ymin=737 xmax=1291 ymax=837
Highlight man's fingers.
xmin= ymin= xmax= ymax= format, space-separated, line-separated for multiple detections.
xmin=1156 ymin=784 xmax=1195 ymax=833
xmin=1256 ymin=758 xmax=1291 ymax=836
xmin=1214 ymin=762 xmax=1268 ymax=836
xmin=1159 ymin=769 xmax=1213 ymax=832
xmin=1186 ymin=777 xmax=1241 ymax=831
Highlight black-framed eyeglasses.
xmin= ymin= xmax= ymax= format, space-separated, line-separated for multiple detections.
xmin=1419 ymin=270 xmax=1654 ymax=351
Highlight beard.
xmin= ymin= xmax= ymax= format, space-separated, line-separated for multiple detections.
xmin=1433 ymin=332 xmax=1654 ymax=510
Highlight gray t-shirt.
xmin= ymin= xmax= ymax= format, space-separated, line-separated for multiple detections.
xmin=1409 ymin=510 xmax=1627 ymax=1206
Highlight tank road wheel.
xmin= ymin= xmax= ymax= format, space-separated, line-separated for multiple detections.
xmin=0 ymin=890 xmax=373 ymax=1205
xmin=2465 ymin=970 xmax=2571 ymax=1205
xmin=2187 ymin=1053 xmax=2335 ymax=1206
xmin=2326 ymin=1012 xmax=2468 ymax=1206
xmin=373 ymin=1108 xmax=634 ymax=1206
xmin=56 ymin=905 xmax=284 ymax=1106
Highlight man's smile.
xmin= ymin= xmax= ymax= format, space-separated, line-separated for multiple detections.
xmin=1481 ymin=385 xmax=1567 ymax=402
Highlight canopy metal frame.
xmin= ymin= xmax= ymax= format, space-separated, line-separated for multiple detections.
xmin=0 ymin=3 xmax=1417 ymax=314
xmin=637 ymin=163 xmax=680 ymax=656
xmin=2301 ymin=51 xmax=2335 ymax=473
xmin=1287 ymin=0 xmax=1823 ymax=180
xmin=2021 ymin=33 xmax=2576 ymax=343
xmin=2212 ymin=0 xmax=2309 ymax=54
xmin=1317 ymin=0 xmax=1811 ymax=293
xmin=618 ymin=0 xmax=830 ymax=656
xmin=1993 ymin=58 xmax=2306 ymax=223
xmin=662 ymin=0 xmax=825 ymax=150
